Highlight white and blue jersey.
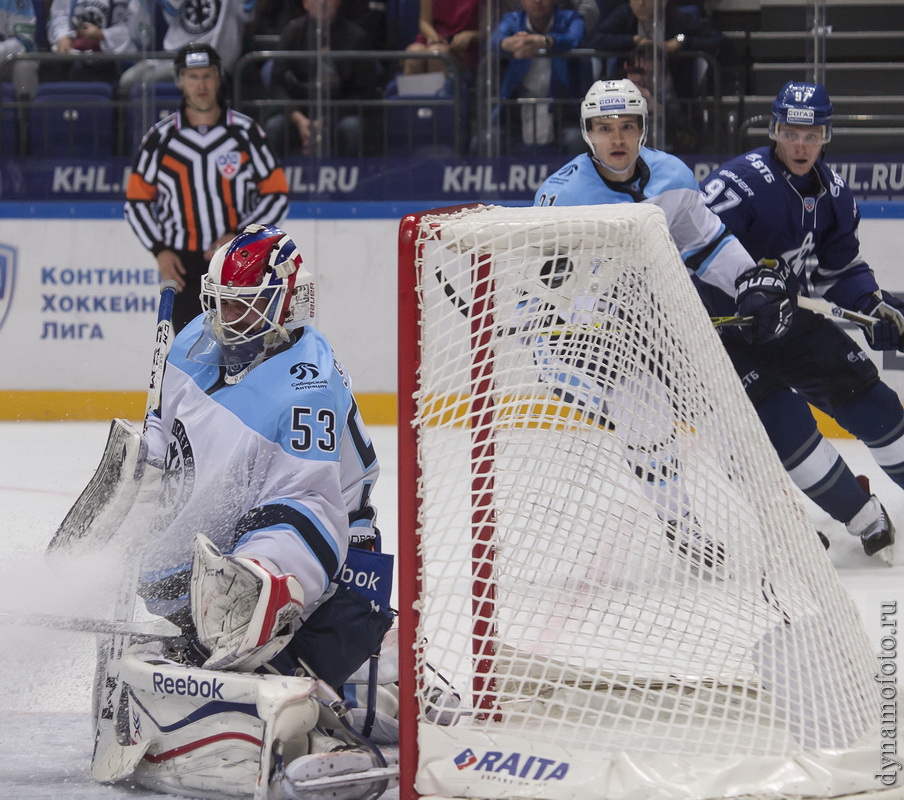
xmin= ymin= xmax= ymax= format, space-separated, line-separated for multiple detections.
xmin=699 ymin=146 xmax=879 ymax=315
xmin=141 ymin=315 xmax=379 ymax=617
xmin=535 ymin=149 xmax=757 ymax=300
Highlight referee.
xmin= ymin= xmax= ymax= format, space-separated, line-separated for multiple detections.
xmin=125 ymin=42 xmax=289 ymax=332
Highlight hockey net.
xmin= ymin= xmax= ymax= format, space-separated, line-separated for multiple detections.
xmin=396 ymin=203 xmax=889 ymax=800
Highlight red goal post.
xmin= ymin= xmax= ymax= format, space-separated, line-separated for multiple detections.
xmin=396 ymin=202 xmax=894 ymax=800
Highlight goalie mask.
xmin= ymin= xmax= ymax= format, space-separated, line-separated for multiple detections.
xmin=201 ymin=224 xmax=315 ymax=348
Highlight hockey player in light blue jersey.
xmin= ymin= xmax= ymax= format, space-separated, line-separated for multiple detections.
xmin=531 ymin=78 xmax=799 ymax=568
xmin=535 ymin=79 xmax=774 ymax=310
xmin=139 ymin=224 xmax=390 ymax=677
xmin=115 ymin=224 xmax=400 ymax=799
xmin=699 ymin=81 xmax=900 ymax=562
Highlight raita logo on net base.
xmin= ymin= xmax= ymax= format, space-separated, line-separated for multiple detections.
xmin=452 ymin=748 xmax=570 ymax=784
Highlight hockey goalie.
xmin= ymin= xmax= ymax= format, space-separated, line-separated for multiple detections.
xmin=49 ymin=225 xmax=423 ymax=800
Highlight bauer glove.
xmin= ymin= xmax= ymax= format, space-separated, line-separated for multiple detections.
xmin=190 ymin=534 xmax=304 ymax=672
xmin=735 ymin=258 xmax=794 ymax=344
xmin=855 ymin=290 xmax=904 ymax=351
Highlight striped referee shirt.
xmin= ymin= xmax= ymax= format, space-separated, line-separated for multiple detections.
xmin=125 ymin=107 xmax=289 ymax=255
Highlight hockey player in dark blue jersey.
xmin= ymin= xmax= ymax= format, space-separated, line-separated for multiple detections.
xmin=699 ymin=80 xmax=900 ymax=562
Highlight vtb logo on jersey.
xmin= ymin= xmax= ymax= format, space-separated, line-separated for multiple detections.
xmin=216 ymin=152 xmax=241 ymax=179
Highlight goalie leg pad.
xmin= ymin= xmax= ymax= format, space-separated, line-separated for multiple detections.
xmin=117 ymin=641 xmax=320 ymax=799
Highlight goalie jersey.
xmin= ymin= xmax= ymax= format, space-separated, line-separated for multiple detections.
xmin=140 ymin=315 xmax=379 ymax=618
xmin=534 ymin=148 xmax=757 ymax=301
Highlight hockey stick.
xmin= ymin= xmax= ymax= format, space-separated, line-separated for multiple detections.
xmin=711 ymin=315 xmax=754 ymax=328
xmin=89 ymin=280 xmax=178 ymax=781
xmin=712 ymin=296 xmax=880 ymax=330
xmin=0 ymin=610 xmax=180 ymax=639
xmin=797 ymin=295 xmax=880 ymax=327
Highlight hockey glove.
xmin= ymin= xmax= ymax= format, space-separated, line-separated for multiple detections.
xmin=856 ymin=290 xmax=904 ymax=351
xmin=190 ymin=534 xmax=304 ymax=672
xmin=735 ymin=258 xmax=794 ymax=344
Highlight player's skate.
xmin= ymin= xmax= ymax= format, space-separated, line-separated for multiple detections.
xmin=280 ymin=738 xmax=397 ymax=800
xmin=847 ymin=491 xmax=895 ymax=566
xmin=665 ymin=517 xmax=727 ymax=576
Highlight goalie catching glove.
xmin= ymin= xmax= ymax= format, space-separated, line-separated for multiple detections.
xmin=854 ymin=290 xmax=904 ymax=351
xmin=735 ymin=258 xmax=794 ymax=344
xmin=190 ymin=534 xmax=304 ymax=672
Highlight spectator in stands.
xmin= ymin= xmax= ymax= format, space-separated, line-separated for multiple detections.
xmin=45 ymin=0 xmax=149 ymax=82
xmin=623 ymin=42 xmax=697 ymax=151
xmin=491 ymin=0 xmax=585 ymax=152
xmin=590 ymin=0 xmax=734 ymax=98
xmin=401 ymin=0 xmax=480 ymax=78
xmin=501 ymin=0 xmax=598 ymax=41
xmin=119 ymin=0 xmax=255 ymax=93
xmin=124 ymin=42 xmax=288 ymax=333
xmin=0 ymin=0 xmax=38 ymax=98
xmin=263 ymin=0 xmax=382 ymax=158
xmin=252 ymin=0 xmax=303 ymax=36
xmin=254 ymin=0 xmax=386 ymax=44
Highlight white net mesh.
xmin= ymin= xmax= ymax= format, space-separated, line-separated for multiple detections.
xmin=403 ymin=203 xmax=884 ymax=800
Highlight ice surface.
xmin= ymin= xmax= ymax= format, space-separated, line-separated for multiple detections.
xmin=0 ymin=422 xmax=901 ymax=799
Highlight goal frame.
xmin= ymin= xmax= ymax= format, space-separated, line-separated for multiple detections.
xmin=394 ymin=202 xmax=897 ymax=800
xmin=398 ymin=204 xmax=486 ymax=800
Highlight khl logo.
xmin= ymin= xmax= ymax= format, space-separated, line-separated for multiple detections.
xmin=291 ymin=362 xmax=320 ymax=380
xmin=452 ymin=749 xmax=569 ymax=781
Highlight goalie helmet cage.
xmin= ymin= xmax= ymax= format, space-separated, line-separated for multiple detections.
xmin=396 ymin=203 xmax=894 ymax=800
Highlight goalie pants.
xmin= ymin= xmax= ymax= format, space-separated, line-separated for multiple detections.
xmin=268 ymin=583 xmax=394 ymax=689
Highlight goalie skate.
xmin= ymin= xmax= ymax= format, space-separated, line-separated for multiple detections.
xmin=280 ymin=747 xmax=398 ymax=800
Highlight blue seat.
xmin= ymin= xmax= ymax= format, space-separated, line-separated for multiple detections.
xmin=384 ymin=77 xmax=469 ymax=157
xmin=126 ymin=82 xmax=183 ymax=152
xmin=1 ymin=83 xmax=18 ymax=157
xmin=29 ymin=82 xmax=115 ymax=157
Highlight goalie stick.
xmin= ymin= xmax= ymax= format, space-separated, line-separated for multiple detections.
xmin=47 ymin=279 xmax=179 ymax=552
xmin=0 ymin=610 xmax=181 ymax=639
xmin=48 ymin=280 xmax=178 ymax=782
